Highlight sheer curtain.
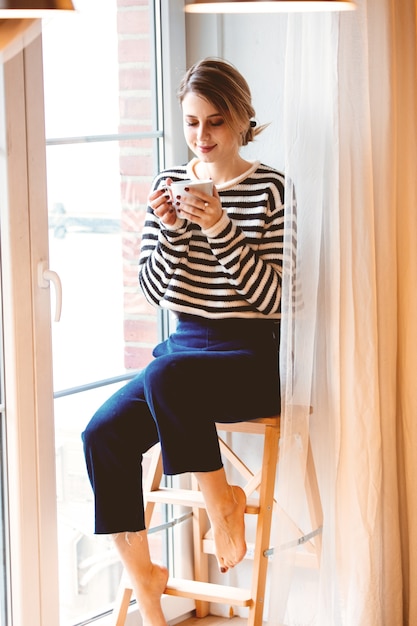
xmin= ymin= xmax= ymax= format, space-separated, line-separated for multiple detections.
xmin=268 ymin=0 xmax=417 ymax=624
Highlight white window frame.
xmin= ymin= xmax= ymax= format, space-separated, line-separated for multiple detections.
xmin=0 ymin=23 xmax=60 ymax=626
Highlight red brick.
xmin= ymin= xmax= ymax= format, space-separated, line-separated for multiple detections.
xmin=119 ymin=154 xmax=153 ymax=177
xmin=122 ymin=206 xmax=146 ymax=228
xmin=118 ymin=38 xmax=151 ymax=63
xmin=124 ymin=346 xmax=154 ymax=370
xmin=119 ymin=67 xmax=152 ymax=90
xmin=123 ymin=261 xmax=140 ymax=281
xmin=124 ymin=318 xmax=158 ymax=343
xmin=117 ymin=10 xmax=150 ymax=35
xmin=118 ymin=0 xmax=149 ymax=7
xmin=124 ymin=292 xmax=156 ymax=316
xmin=121 ymin=183 xmax=151 ymax=207
xmin=119 ymin=96 xmax=152 ymax=120
xmin=122 ymin=233 xmax=142 ymax=258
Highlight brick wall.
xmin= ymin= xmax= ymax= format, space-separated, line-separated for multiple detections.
xmin=117 ymin=0 xmax=159 ymax=370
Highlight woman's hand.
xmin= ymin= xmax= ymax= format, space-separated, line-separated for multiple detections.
xmin=147 ymin=178 xmax=178 ymax=227
xmin=174 ymin=184 xmax=223 ymax=230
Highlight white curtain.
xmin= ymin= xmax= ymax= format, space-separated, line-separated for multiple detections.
xmin=268 ymin=1 xmax=417 ymax=624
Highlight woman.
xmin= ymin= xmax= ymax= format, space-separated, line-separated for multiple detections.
xmin=82 ymin=57 xmax=287 ymax=626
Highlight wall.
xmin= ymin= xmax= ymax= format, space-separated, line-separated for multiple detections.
xmin=118 ymin=0 xmax=159 ymax=371
xmin=185 ymin=12 xmax=287 ymax=171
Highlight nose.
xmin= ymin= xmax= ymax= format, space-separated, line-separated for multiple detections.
xmin=197 ymin=122 xmax=209 ymax=142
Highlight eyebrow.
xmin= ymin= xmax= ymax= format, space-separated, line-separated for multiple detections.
xmin=184 ymin=113 xmax=223 ymax=119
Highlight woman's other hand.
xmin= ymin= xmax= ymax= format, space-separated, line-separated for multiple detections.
xmin=175 ymin=184 xmax=223 ymax=230
xmin=148 ymin=178 xmax=177 ymax=226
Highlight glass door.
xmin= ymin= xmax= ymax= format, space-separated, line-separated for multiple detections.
xmin=42 ymin=2 xmax=165 ymax=623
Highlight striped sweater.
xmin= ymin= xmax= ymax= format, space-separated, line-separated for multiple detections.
xmin=138 ymin=159 xmax=287 ymax=320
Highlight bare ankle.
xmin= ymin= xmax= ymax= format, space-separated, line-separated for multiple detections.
xmin=112 ymin=531 xmax=169 ymax=626
xmin=134 ymin=563 xmax=169 ymax=626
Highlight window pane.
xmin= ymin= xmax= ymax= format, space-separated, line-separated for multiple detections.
xmin=44 ymin=0 xmax=120 ymax=138
xmin=43 ymin=1 xmax=163 ymax=623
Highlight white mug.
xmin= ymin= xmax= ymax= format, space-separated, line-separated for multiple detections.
xmin=169 ymin=179 xmax=213 ymax=203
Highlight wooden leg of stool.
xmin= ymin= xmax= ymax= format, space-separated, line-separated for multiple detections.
xmin=248 ymin=421 xmax=280 ymax=626
xmin=112 ymin=576 xmax=133 ymax=626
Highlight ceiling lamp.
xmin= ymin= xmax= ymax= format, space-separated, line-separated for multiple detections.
xmin=0 ymin=0 xmax=75 ymax=18
xmin=185 ymin=0 xmax=356 ymax=12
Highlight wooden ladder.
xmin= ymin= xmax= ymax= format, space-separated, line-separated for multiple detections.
xmin=112 ymin=414 xmax=323 ymax=626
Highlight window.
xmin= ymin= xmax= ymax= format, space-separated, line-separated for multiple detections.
xmin=42 ymin=1 xmax=168 ymax=623
xmin=0 ymin=3 xmax=187 ymax=624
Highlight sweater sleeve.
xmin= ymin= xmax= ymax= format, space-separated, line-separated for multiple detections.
xmin=138 ymin=206 xmax=195 ymax=307
xmin=202 ymin=187 xmax=284 ymax=316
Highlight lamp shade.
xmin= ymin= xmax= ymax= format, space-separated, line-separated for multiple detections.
xmin=185 ymin=0 xmax=356 ymax=12
xmin=0 ymin=0 xmax=75 ymax=18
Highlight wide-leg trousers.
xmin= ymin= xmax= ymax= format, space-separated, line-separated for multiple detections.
xmin=82 ymin=314 xmax=280 ymax=534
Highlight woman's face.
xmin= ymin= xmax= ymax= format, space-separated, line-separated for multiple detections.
xmin=182 ymin=92 xmax=242 ymax=165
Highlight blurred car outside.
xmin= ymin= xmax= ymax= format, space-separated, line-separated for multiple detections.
xmin=49 ymin=202 xmax=120 ymax=239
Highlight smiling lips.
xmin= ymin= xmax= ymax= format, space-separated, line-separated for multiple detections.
xmin=198 ymin=144 xmax=216 ymax=154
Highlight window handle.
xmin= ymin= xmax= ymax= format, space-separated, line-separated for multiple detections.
xmin=38 ymin=260 xmax=62 ymax=322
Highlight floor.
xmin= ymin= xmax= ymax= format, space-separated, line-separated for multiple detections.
xmin=177 ymin=616 xmax=247 ymax=626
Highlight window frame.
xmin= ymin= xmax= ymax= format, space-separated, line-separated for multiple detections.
xmin=0 ymin=25 xmax=60 ymax=626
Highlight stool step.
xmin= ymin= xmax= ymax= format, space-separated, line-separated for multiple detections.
xmin=146 ymin=487 xmax=260 ymax=514
xmin=164 ymin=577 xmax=252 ymax=606
xmin=202 ymin=537 xmax=256 ymax=560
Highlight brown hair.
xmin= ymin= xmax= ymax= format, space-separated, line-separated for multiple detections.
xmin=177 ymin=57 xmax=267 ymax=146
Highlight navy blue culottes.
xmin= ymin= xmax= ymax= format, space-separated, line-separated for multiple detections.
xmin=82 ymin=314 xmax=280 ymax=534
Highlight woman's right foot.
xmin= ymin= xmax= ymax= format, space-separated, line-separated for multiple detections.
xmin=208 ymin=484 xmax=247 ymax=573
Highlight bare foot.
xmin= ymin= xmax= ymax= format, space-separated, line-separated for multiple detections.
xmin=209 ymin=485 xmax=247 ymax=573
xmin=134 ymin=562 xmax=169 ymax=626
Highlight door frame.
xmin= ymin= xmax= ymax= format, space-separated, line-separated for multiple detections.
xmin=0 ymin=26 xmax=60 ymax=626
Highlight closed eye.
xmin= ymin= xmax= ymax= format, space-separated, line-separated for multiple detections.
xmin=184 ymin=117 xmax=225 ymax=128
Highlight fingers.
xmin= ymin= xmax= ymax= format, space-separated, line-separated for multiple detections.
xmin=175 ymin=188 xmax=222 ymax=229
xmin=148 ymin=185 xmax=176 ymax=225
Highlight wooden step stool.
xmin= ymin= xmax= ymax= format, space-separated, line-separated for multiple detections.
xmin=112 ymin=413 xmax=323 ymax=626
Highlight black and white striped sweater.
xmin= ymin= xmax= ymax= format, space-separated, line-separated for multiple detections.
xmin=138 ymin=159 xmax=288 ymax=320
